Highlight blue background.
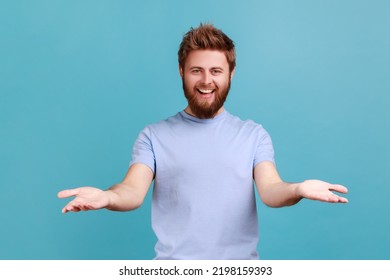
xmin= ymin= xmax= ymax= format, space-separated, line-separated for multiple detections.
xmin=1 ymin=0 xmax=389 ymax=259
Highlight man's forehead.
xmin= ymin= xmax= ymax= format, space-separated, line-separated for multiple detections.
xmin=185 ymin=49 xmax=229 ymax=68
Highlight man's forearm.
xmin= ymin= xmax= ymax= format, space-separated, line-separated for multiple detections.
xmin=106 ymin=183 xmax=144 ymax=211
xmin=259 ymin=181 xmax=303 ymax=208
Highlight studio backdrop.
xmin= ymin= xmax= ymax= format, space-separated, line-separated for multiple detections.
xmin=1 ymin=0 xmax=389 ymax=259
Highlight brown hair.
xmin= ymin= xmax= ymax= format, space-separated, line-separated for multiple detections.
xmin=178 ymin=23 xmax=236 ymax=72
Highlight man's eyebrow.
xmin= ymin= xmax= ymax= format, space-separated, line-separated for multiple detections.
xmin=189 ymin=66 xmax=224 ymax=70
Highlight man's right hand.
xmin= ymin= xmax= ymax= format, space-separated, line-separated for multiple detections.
xmin=57 ymin=187 xmax=111 ymax=213
xmin=57 ymin=163 xmax=154 ymax=213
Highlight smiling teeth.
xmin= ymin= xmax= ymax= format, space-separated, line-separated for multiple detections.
xmin=198 ymin=89 xmax=213 ymax=94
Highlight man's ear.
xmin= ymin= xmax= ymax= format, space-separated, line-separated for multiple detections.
xmin=230 ymin=67 xmax=235 ymax=80
xmin=179 ymin=65 xmax=183 ymax=78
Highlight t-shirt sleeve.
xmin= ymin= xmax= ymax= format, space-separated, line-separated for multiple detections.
xmin=253 ymin=125 xmax=275 ymax=167
xmin=129 ymin=127 xmax=156 ymax=174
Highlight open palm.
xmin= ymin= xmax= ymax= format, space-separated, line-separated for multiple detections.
xmin=57 ymin=187 xmax=110 ymax=213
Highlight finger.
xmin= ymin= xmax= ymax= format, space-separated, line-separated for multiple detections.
xmin=62 ymin=204 xmax=73 ymax=213
xmin=57 ymin=188 xmax=80 ymax=198
xmin=63 ymin=205 xmax=82 ymax=213
xmin=62 ymin=206 xmax=73 ymax=213
xmin=328 ymin=194 xmax=349 ymax=203
xmin=79 ymin=204 xmax=92 ymax=211
xmin=329 ymin=184 xmax=348 ymax=194
xmin=337 ymin=196 xmax=349 ymax=203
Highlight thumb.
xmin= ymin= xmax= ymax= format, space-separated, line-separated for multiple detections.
xmin=329 ymin=184 xmax=348 ymax=194
xmin=57 ymin=188 xmax=80 ymax=198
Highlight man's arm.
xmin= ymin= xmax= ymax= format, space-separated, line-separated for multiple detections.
xmin=254 ymin=161 xmax=348 ymax=208
xmin=58 ymin=163 xmax=154 ymax=213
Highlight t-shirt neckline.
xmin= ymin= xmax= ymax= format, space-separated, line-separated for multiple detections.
xmin=179 ymin=109 xmax=228 ymax=124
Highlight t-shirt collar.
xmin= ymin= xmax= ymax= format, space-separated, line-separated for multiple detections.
xmin=180 ymin=109 xmax=228 ymax=124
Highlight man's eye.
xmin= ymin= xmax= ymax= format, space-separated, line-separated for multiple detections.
xmin=191 ymin=69 xmax=201 ymax=74
xmin=212 ymin=69 xmax=222 ymax=75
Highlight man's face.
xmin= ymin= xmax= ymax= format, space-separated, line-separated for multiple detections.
xmin=180 ymin=50 xmax=234 ymax=119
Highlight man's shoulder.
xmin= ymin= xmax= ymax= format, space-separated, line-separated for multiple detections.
xmin=141 ymin=111 xmax=183 ymax=132
xmin=225 ymin=111 xmax=265 ymax=130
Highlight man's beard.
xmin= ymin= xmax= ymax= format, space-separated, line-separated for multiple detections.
xmin=182 ymin=78 xmax=231 ymax=119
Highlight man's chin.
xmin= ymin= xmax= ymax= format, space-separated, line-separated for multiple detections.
xmin=188 ymin=103 xmax=222 ymax=119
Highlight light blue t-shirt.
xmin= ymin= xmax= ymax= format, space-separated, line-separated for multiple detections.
xmin=130 ymin=110 xmax=274 ymax=259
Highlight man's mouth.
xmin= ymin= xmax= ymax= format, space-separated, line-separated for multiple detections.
xmin=196 ymin=88 xmax=215 ymax=94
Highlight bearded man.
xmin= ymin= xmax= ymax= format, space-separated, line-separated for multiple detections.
xmin=58 ymin=23 xmax=348 ymax=260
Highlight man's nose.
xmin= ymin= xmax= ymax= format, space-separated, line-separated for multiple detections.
xmin=201 ymin=71 xmax=212 ymax=84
